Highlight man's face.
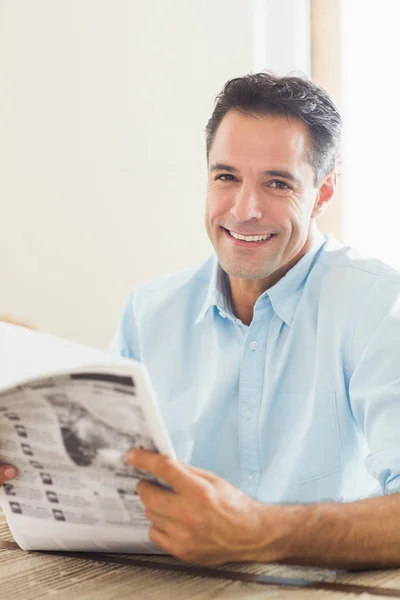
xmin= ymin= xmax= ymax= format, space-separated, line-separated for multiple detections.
xmin=205 ymin=110 xmax=329 ymax=284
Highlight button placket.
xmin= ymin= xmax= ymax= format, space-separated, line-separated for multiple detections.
xmin=238 ymin=306 xmax=273 ymax=496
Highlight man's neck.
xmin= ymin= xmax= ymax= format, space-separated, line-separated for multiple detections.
xmin=229 ymin=288 xmax=261 ymax=326
xmin=227 ymin=233 xmax=316 ymax=326
xmin=229 ymin=277 xmax=273 ymax=326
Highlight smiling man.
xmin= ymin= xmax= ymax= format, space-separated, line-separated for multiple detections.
xmin=204 ymin=107 xmax=335 ymax=326
xmin=112 ymin=72 xmax=400 ymax=567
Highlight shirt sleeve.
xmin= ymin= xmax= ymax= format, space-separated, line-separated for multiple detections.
xmin=109 ymin=290 xmax=142 ymax=361
xmin=349 ymin=273 xmax=400 ymax=495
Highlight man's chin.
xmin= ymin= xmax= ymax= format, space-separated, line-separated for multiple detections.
xmin=218 ymin=258 xmax=276 ymax=281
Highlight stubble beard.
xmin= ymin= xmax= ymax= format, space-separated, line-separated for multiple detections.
xmin=217 ymin=252 xmax=280 ymax=281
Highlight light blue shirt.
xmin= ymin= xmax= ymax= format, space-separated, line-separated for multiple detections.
xmin=111 ymin=232 xmax=400 ymax=504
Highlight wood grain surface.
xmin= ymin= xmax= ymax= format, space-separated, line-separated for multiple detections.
xmin=2 ymin=510 xmax=400 ymax=599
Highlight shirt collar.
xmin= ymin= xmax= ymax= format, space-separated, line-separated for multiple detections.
xmin=195 ymin=257 xmax=231 ymax=324
xmin=195 ymin=231 xmax=327 ymax=326
xmin=265 ymin=230 xmax=326 ymax=326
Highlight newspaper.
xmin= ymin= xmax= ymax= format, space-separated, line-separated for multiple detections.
xmin=0 ymin=323 xmax=175 ymax=553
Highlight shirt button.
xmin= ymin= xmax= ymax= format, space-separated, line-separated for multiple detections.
xmin=250 ymin=340 xmax=259 ymax=351
xmin=248 ymin=473 xmax=254 ymax=481
xmin=245 ymin=409 xmax=252 ymax=420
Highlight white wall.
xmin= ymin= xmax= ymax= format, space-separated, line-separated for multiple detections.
xmin=253 ymin=0 xmax=310 ymax=76
xmin=341 ymin=0 xmax=400 ymax=268
xmin=0 ymin=0 xmax=253 ymax=347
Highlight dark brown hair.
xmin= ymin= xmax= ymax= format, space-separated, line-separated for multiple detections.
xmin=206 ymin=71 xmax=341 ymax=185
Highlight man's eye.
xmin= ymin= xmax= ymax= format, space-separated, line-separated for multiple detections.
xmin=215 ymin=174 xmax=236 ymax=182
xmin=269 ymin=180 xmax=291 ymax=190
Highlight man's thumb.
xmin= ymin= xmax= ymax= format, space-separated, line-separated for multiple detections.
xmin=0 ymin=465 xmax=17 ymax=482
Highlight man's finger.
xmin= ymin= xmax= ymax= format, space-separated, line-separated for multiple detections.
xmin=187 ymin=465 xmax=219 ymax=483
xmin=137 ymin=480 xmax=187 ymax=519
xmin=148 ymin=525 xmax=182 ymax=557
xmin=126 ymin=450 xmax=200 ymax=494
xmin=145 ymin=508 xmax=179 ymax=532
xmin=0 ymin=465 xmax=17 ymax=483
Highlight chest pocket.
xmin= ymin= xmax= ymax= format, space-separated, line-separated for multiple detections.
xmin=276 ymin=391 xmax=343 ymax=484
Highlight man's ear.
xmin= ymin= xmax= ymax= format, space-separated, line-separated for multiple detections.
xmin=311 ymin=172 xmax=337 ymax=219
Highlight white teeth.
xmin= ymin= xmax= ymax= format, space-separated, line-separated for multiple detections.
xmin=228 ymin=231 xmax=273 ymax=242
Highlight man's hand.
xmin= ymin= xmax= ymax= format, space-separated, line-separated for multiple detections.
xmin=126 ymin=450 xmax=400 ymax=569
xmin=0 ymin=465 xmax=17 ymax=485
xmin=125 ymin=449 xmax=281 ymax=565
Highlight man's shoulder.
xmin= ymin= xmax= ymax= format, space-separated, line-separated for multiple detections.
xmin=314 ymin=235 xmax=400 ymax=308
xmin=134 ymin=257 xmax=213 ymax=295
xmin=128 ymin=256 xmax=215 ymax=317
xmin=319 ymin=235 xmax=397 ymax=275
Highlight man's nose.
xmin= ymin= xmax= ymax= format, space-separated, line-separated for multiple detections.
xmin=229 ymin=185 xmax=263 ymax=222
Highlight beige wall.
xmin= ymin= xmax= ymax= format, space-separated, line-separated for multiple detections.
xmin=0 ymin=0 xmax=253 ymax=347
xmin=311 ymin=0 xmax=343 ymax=240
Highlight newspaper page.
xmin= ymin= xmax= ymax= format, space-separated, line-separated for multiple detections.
xmin=0 ymin=324 xmax=175 ymax=553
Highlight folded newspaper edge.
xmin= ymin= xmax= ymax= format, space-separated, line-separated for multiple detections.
xmin=0 ymin=323 xmax=175 ymax=553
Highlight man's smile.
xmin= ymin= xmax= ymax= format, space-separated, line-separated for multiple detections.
xmin=222 ymin=227 xmax=277 ymax=247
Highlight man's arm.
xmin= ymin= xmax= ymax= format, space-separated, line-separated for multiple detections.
xmin=269 ymin=493 xmax=400 ymax=569
xmin=126 ymin=449 xmax=400 ymax=568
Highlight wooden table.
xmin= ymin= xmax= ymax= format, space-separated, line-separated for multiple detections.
xmin=2 ymin=512 xmax=400 ymax=599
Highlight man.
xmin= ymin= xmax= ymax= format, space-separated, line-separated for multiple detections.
xmin=116 ymin=72 xmax=400 ymax=568
xmin=2 ymin=72 xmax=400 ymax=567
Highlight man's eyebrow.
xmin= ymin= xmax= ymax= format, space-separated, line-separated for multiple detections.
xmin=209 ymin=163 xmax=239 ymax=173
